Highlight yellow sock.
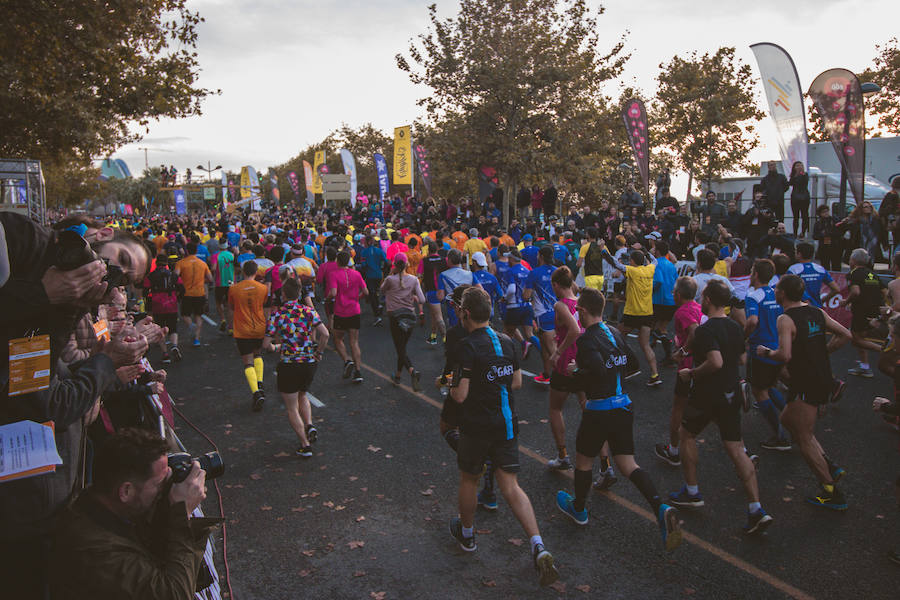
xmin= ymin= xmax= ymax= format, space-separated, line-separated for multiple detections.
xmin=244 ymin=367 xmax=259 ymax=393
xmin=823 ymin=483 xmax=834 ymax=493
xmin=254 ymin=357 xmax=264 ymax=384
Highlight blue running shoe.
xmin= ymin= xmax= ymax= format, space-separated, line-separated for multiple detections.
xmin=668 ymin=485 xmax=704 ymax=508
xmin=829 ymin=463 xmax=847 ymax=484
xmin=477 ymin=489 xmax=498 ymax=511
xmin=805 ymin=486 xmax=848 ymax=511
xmin=556 ymin=491 xmax=588 ymax=525
xmin=743 ymin=508 xmax=774 ymax=534
xmin=658 ymin=504 xmax=682 ymax=551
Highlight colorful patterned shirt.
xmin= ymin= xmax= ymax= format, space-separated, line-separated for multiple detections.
xmin=265 ymin=300 xmax=323 ymax=363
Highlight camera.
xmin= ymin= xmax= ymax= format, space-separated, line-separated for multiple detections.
xmin=56 ymin=229 xmax=129 ymax=289
xmin=167 ymin=451 xmax=225 ymax=483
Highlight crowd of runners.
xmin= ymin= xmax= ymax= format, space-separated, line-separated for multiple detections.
xmin=110 ymin=184 xmax=900 ymax=584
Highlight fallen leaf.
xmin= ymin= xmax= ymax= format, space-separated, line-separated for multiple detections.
xmin=272 ymin=467 xmax=284 ymax=472
xmin=301 ymin=550 xmax=315 ymax=557
xmin=367 ymin=445 xmax=381 ymax=453
xmin=349 ymin=540 xmax=366 ymax=549
xmin=401 ymin=549 xmax=408 ymax=553
xmin=507 ymin=538 xmax=524 ymax=546
xmin=349 ymin=476 xmax=358 ymax=481
xmin=323 ymin=501 xmax=335 ymax=508
xmin=356 ymin=516 xmax=366 ymax=522
xmin=385 ymin=455 xmax=393 ymax=459
xmin=310 ymin=492 xmax=320 ymax=498
xmin=684 ymin=588 xmax=696 ymax=595
xmin=476 ymin=528 xmax=492 ymax=534
xmin=785 ymin=484 xmax=795 ymax=490
xmin=335 ymin=505 xmax=346 ymax=511
xmin=224 ymin=423 xmax=233 ymax=428
xmin=228 ymin=447 xmax=239 ymax=452
xmin=299 ymin=569 xmax=311 ymax=577
xmin=250 ymin=473 xmax=262 ymax=480
xmin=260 ymin=505 xmax=273 ymax=511
xmin=354 ymin=571 xmax=366 ymax=577
xmin=273 ymin=451 xmax=290 ymax=458
xmin=370 ymin=593 xmax=385 ymax=600
xmin=276 ymin=517 xmax=284 ymax=521
xmin=482 ymin=579 xmax=497 ymax=588
xmin=319 ymin=465 xmax=327 ymax=470
xmin=876 ymin=514 xmax=885 ymax=519
xmin=224 ymin=430 xmax=232 ymax=435
xmin=540 ymin=419 xmax=548 ymax=424
xmin=549 ymin=581 xmax=566 ymax=593
xmin=576 ymin=584 xmax=591 ymax=593
xmin=782 ymin=497 xmax=792 ymax=502
xmin=518 ymin=419 xmax=529 ymax=425
xmin=420 ymin=489 xmax=433 ymax=496
xmin=361 ymin=487 xmax=368 ymax=492
xmin=375 ymin=494 xmax=385 ymax=499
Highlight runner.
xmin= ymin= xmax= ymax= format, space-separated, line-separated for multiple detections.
xmin=655 ymin=276 xmax=703 ymax=466
xmin=524 ymin=246 xmax=558 ymax=385
xmin=576 ymin=227 xmax=606 ymax=292
xmin=840 ymin=248 xmax=888 ymax=378
xmin=651 ymin=240 xmax=678 ymax=365
xmin=143 ymin=254 xmax=185 ymax=363
xmin=174 ymin=242 xmax=213 ymax=347
xmin=283 ymin=244 xmax=317 ymax=309
xmin=788 ymin=242 xmax=840 ymax=308
xmin=469 ymin=252 xmax=501 ymax=319
xmin=314 ymin=246 xmax=340 ymax=335
xmin=447 ymin=287 xmax=559 ymax=587
xmin=380 ymin=254 xmax=425 ymax=390
xmin=502 ymin=249 xmax=539 ymax=356
xmin=420 ymin=240 xmax=447 ymax=345
xmin=228 ymin=260 xmax=269 ymax=411
xmin=554 ymin=287 xmax=681 ymax=551
xmin=437 ymin=249 xmax=475 ymax=329
xmin=327 ymin=250 xmax=367 ymax=384
xmin=211 ymin=238 xmax=235 ymax=333
xmin=756 ymin=274 xmax=851 ymax=510
xmin=263 ymin=277 xmax=329 ymax=457
xmin=360 ymin=234 xmax=389 ymax=327
xmin=545 ymin=267 xmax=582 ymax=470
xmin=669 ymin=279 xmax=773 ymax=535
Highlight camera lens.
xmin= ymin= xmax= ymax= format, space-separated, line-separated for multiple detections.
xmin=196 ymin=451 xmax=225 ymax=480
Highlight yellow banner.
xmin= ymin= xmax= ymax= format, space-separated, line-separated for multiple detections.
xmin=393 ymin=126 xmax=411 ymax=185
xmin=240 ymin=166 xmax=250 ymax=199
xmin=312 ymin=151 xmax=325 ymax=194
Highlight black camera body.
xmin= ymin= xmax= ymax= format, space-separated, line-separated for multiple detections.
xmin=56 ymin=229 xmax=129 ymax=289
xmin=168 ymin=451 xmax=225 ymax=483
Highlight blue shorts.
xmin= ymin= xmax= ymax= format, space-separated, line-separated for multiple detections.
xmin=446 ymin=303 xmax=460 ymax=328
xmin=426 ymin=290 xmax=441 ymax=305
xmin=536 ymin=311 xmax=555 ymax=332
xmin=504 ymin=305 xmax=533 ymax=327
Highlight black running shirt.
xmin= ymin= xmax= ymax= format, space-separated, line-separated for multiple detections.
xmin=690 ymin=317 xmax=745 ymax=401
xmin=456 ymin=327 xmax=520 ymax=441
xmin=785 ymin=305 xmax=832 ymax=397
xmin=421 ymin=253 xmax=447 ymax=292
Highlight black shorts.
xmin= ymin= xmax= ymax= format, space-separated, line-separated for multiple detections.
xmin=324 ymin=298 xmax=335 ymax=317
xmin=787 ymin=384 xmax=830 ymax=407
xmin=682 ymin=392 xmax=742 ymax=442
xmin=613 ymin=282 xmax=626 ymax=296
xmin=850 ymin=310 xmax=879 ymax=333
xmin=181 ymin=296 xmax=207 ymax=317
xmin=333 ymin=314 xmax=361 ymax=331
xmin=653 ymin=304 xmax=676 ymax=322
xmin=748 ymin=357 xmax=781 ymax=390
xmin=235 ymin=337 xmax=263 ymax=356
xmin=504 ymin=306 xmax=533 ymax=327
xmin=550 ymin=371 xmax=578 ymax=393
xmin=440 ymin=396 xmax=463 ymax=427
xmin=214 ymin=286 xmax=230 ymax=304
xmin=152 ymin=313 xmax=178 ymax=334
xmin=575 ymin=407 xmax=635 ymax=457
xmin=457 ymin=434 xmax=520 ymax=475
xmin=622 ymin=313 xmax=654 ymax=329
xmin=276 ymin=361 xmax=317 ymax=393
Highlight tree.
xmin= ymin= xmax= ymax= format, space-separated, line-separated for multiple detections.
xmin=396 ymin=0 xmax=628 ymax=222
xmin=43 ymin=160 xmax=102 ymax=209
xmin=654 ymin=47 xmax=764 ymax=198
xmin=0 ymin=0 xmax=215 ymax=162
xmin=859 ymin=37 xmax=900 ymax=136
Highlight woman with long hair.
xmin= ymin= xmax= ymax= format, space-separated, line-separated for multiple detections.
xmin=841 ymin=201 xmax=887 ymax=261
xmin=789 ymin=161 xmax=811 ymax=237
xmin=380 ymin=254 xmax=426 ymax=390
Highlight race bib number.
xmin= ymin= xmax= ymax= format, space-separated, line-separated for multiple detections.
xmin=8 ymin=335 xmax=51 ymax=396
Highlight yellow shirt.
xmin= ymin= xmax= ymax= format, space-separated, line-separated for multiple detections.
xmin=714 ymin=259 xmax=729 ymax=278
xmin=463 ymin=237 xmax=488 ymax=259
xmin=624 ymin=264 xmax=655 ymax=316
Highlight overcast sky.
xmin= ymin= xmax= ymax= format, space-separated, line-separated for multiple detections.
xmin=115 ymin=0 xmax=896 ymax=197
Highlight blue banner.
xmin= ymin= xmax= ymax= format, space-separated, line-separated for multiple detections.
xmin=374 ymin=152 xmax=389 ymax=201
xmin=174 ymin=189 xmax=187 ymax=215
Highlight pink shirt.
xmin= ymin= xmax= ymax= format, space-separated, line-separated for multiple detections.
xmin=328 ymin=267 xmax=366 ymax=317
xmin=674 ymin=300 xmax=704 ymax=369
xmin=316 ymin=260 xmax=339 ymax=286
xmin=386 ymin=241 xmax=409 ymax=262
xmin=554 ymin=297 xmax=582 ymax=374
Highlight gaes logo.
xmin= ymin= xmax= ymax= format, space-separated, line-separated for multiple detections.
xmin=486 ymin=364 xmax=514 ymax=382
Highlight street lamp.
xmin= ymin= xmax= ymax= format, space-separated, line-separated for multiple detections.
xmin=196 ymin=162 xmax=222 ymax=183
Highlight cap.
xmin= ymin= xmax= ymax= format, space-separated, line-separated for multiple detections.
xmin=218 ymin=239 xmax=228 ymax=250
xmin=645 ymin=231 xmax=662 ymax=241
xmin=353 ymin=233 xmax=363 ymax=242
xmin=472 ymin=252 xmax=488 ymax=267
xmin=523 ymin=234 xmax=533 ymax=241
xmin=508 ymin=248 xmax=522 ymax=261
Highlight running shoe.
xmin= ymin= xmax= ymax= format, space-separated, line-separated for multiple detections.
xmin=649 ymin=330 xmax=660 ymax=348
xmin=830 ymin=378 xmax=846 ymax=403
xmin=746 ymin=449 xmax=760 ymax=470
xmin=547 ymin=456 xmax=573 ymax=470
xmin=805 ymin=486 xmax=848 ymax=511
xmin=848 ymin=366 xmax=874 ymax=378
xmin=760 ymin=437 xmax=792 ymax=452
xmin=427 ymin=333 xmax=438 ymax=346
xmin=296 ymin=446 xmax=313 ymax=458
xmin=532 ymin=543 xmax=559 ymax=587
xmin=523 ymin=340 xmax=532 ymax=359
xmin=412 ymin=370 xmax=422 ymax=392
xmin=192 ymin=338 xmax=201 ymax=347
xmin=227 ymin=328 xmax=233 ymax=336
xmin=889 ymin=549 xmax=900 ymax=566
xmin=658 ymin=504 xmax=682 ymax=551
xmin=593 ymin=468 xmax=618 ymax=491
xmin=668 ymin=485 xmax=704 ymax=508
xmin=740 ymin=380 xmax=753 ymax=413
xmin=829 ymin=463 xmax=846 ymax=483
xmin=477 ymin=489 xmax=498 ymax=511
xmin=448 ymin=517 xmax=476 ymax=552
xmin=219 ymin=320 xmax=227 ymax=332
xmin=555 ymin=491 xmax=588 ymax=525
xmin=305 ymin=424 xmax=318 ymax=444
xmin=373 ymin=317 xmax=383 ymax=327
xmin=251 ymin=390 xmax=265 ymax=412
xmin=646 ymin=374 xmax=662 ymax=387
xmin=534 ymin=373 xmax=551 ymax=385
xmin=352 ymin=368 xmax=363 ymax=384
xmin=342 ymin=360 xmax=354 ymax=379
xmin=654 ymin=443 xmax=681 ymax=467
xmin=743 ymin=508 xmax=774 ymax=534
xmin=161 ymin=353 xmax=172 ymax=364
xmin=170 ymin=346 xmax=182 ymax=362
xmin=391 ymin=374 xmax=402 ymax=386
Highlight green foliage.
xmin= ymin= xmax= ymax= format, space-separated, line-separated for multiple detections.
xmin=396 ymin=0 xmax=629 ymax=213
xmin=859 ymin=37 xmax=900 ymax=136
xmin=0 ymin=0 xmax=216 ymax=162
xmin=43 ymin=160 xmax=102 ymax=209
xmin=654 ymin=47 xmax=764 ymax=186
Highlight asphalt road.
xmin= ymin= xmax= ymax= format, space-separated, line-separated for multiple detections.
xmin=164 ymin=304 xmax=900 ymax=600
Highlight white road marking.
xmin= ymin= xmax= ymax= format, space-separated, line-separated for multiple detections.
xmin=522 ymin=370 xmax=538 ymax=378
xmin=201 ymin=315 xmax=217 ymax=327
xmin=308 ymin=393 xmax=325 ymax=408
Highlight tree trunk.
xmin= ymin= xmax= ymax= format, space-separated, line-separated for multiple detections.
xmin=685 ymin=171 xmax=693 ymax=203
xmin=503 ymin=177 xmax=512 ymax=230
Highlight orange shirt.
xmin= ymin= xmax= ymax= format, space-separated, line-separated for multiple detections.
xmin=152 ymin=236 xmax=167 ymax=253
xmin=404 ymin=233 xmax=423 ymax=253
xmin=228 ymin=279 xmax=268 ymax=339
xmin=175 ymin=255 xmax=210 ymax=297
xmin=499 ymin=234 xmax=515 ymax=248
xmin=451 ymin=231 xmax=468 ymax=251
xmin=405 ymin=249 xmax=423 ymax=277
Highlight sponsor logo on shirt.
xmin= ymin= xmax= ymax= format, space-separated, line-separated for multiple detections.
xmin=486 ymin=364 xmax=514 ymax=382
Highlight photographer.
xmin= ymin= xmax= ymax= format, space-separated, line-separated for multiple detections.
xmin=742 ymin=190 xmax=775 ymax=259
xmin=0 ymin=212 xmax=151 ymax=598
xmin=49 ymin=428 xmax=219 ymax=599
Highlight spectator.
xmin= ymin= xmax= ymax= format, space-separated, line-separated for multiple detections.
xmin=619 ymin=181 xmax=643 ymax=213
xmin=760 ymin=160 xmax=789 ymax=222
xmin=788 ymin=161 xmax=810 ymax=237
